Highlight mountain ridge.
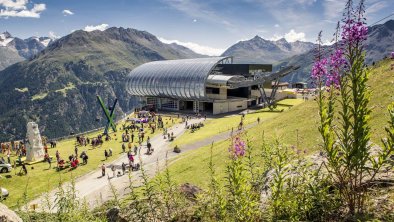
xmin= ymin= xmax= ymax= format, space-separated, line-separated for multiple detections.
xmin=221 ymin=35 xmax=316 ymax=63
xmin=277 ymin=19 xmax=394 ymax=83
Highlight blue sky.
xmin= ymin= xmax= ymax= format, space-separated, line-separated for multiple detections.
xmin=0 ymin=0 xmax=393 ymax=55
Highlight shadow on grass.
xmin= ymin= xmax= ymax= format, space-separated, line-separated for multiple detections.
xmin=254 ymin=109 xmax=284 ymax=113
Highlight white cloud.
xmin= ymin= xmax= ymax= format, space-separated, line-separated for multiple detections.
xmin=269 ymin=34 xmax=283 ymax=41
xmin=0 ymin=0 xmax=27 ymax=10
xmin=295 ymin=0 xmax=316 ymax=5
xmin=268 ymin=29 xmax=307 ymax=42
xmin=158 ymin=37 xmax=225 ymax=56
xmin=62 ymin=9 xmax=74 ymax=16
xmin=284 ymin=29 xmax=306 ymax=42
xmin=274 ymin=24 xmax=280 ymax=28
xmin=0 ymin=0 xmax=45 ymax=18
xmin=48 ymin=31 xmax=59 ymax=39
xmin=83 ymin=24 xmax=109 ymax=32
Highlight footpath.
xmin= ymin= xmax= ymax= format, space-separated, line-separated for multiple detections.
xmin=29 ymin=117 xmax=259 ymax=212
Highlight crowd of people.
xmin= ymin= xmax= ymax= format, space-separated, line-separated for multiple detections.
xmin=0 ymin=111 xmax=203 ymax=180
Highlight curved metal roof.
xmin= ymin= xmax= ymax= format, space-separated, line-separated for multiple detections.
xmin=126 ymin=57 xmax=231 ymax=100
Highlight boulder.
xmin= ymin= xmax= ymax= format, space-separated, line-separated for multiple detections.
xmin=180 ymin=183 xmax=201 ymax=200
xmin=106 ymin=206 xmax=127 ymax=222
xmin=173 ymin=146 xmax=181 ymax=153
xmin=0 ymin=203 xmax=23 ymax=222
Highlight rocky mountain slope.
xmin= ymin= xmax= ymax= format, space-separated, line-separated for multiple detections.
xmin=222 ymin=36 xmax=315 ymax=63
xmin=277 ymin=19 xmax=394 ymax=83
xmin=0 ymin=27 xmax=203 ymax=141
xmin=0 ymin=32 xmax=53 ymax=70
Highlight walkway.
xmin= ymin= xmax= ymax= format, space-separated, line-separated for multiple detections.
xmin=28 ymin=117 xmax=261 ymax=212
xmin=28 ymin=118 xmax=204 ymax=212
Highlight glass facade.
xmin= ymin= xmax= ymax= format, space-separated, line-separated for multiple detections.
xmin=126 ymin=57 xmax=232 ymax=100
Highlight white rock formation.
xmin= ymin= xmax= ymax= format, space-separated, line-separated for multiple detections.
xmin=25 ymin=122 xmax=45 ymax=162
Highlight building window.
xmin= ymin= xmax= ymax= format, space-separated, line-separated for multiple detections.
xmin=206 ymin=87 xmax=220 ymax=94
xmin=161 ymin=98 xmax=178 ymax=110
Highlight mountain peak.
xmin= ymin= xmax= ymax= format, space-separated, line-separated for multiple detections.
xmin=276 ymin=38 xmax=288 ymax=43
xmin=252 ymin=35 xmax=262 ymax=40
xmin=1 ymin=31 xmax=12 ymax=39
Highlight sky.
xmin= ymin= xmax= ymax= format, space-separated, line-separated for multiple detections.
xmin=0 ymin=0 xmax=393 ymax=56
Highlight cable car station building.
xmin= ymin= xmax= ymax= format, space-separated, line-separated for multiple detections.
xmin=126 ymin=57 xmax=296 ymax=115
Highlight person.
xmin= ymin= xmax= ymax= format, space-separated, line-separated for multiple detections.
xmin=56 ymin=150 xmax=60 ymax=162
xmin=121 ymin=162 xmax=126 ymax=175
xmin=47 ymin=156 xmax=51 ymax=169
xmin=122 ymin=143 xmax=126 ymax=153
xmin=111 ymin=165 xmax=116 ymax=178
xmin=257 ymin=117 xmax=260 ymax=124
xmin=101 ymin=164 xmax=106 ymax=177
xmin=128 ymin=154 xmax=134 ymax=166
xmin=104 ymin=150 xmax=108 ymax=160
xmin=134 ymin=145 xmax=138 ymax=155
xmin=147 ymin=142 xmax=152 ymax=154
xmin=109 ymin=148 xmax=113 ymax=157
xmin=131 ymin=133 xmax=134 ymax=143
xmin=147 ymin=136 xmax=150 ymax=144
xmin=74 ymin=146 xmax=78 ymax=156
xmin=22 ymin=163 xmax=27 ymax=175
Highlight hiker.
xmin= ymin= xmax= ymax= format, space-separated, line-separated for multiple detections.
xmin=22 ymin=163 xmax=27 ymax=175
xmin=147 ymin=142 xmax=152 ymax=154
xmin=122 ymin=162 xmax=126 ymax=175
xmin=109 ymin=148 xmax=113 ymax=157
xmin=104 ymin=150 xmax=108 ymax=160
xmin=131 ymin=133 xmax=134 ymax=143
xmin=122 ymin=143 xmax=126 ymax=153
xmin=47 ymin=156 xmax=51 ymax=169
xmin=134 ymin=145 xmax=138 ymax=155
xmin=56 ymin=150 xmax=60 ymax=162
xmin=75 ymin=146 xmax=78 ymax=156
xmin=111 ymin=165 xmax=116 ymax=178
xmin=128 ymin=154 xmax=134 ymax=166
xmin=101 ymin=164 xmax=106 ymax=176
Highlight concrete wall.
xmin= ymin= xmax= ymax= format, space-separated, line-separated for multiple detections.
xmin=213 ymin=102 xmax=229 ymax=114
xmin=228 ymin=100 xmax=247 ymax=112
xmin=213 ymin=99 xmax=247 ymax=115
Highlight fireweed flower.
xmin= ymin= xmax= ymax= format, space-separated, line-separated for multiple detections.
xmin=229 ymin=136 xmax=246 ymax=158
xmin=341 ymin=19 xmax=368 ymax=45
xmin=327 ymin=49 xmax=346 ymax=88
xmin=311 ymin=58 xmax=328 ymax=83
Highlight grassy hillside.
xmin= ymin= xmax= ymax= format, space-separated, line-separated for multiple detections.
xmin=166 ymin=58 xmax=394 ymax=187
xmin=172 ymin=99 xmax=304 ymax=148
xmin=0 ymin=114 xmax=180 ymax=209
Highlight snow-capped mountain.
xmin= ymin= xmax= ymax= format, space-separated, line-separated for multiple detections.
xmin=222 ymin=35 xmax=316 ymax=63
xmin=0 ymin=32 xmax=14 ymax=47
xmin=0 ymin=32 xmax=55 ymax=70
